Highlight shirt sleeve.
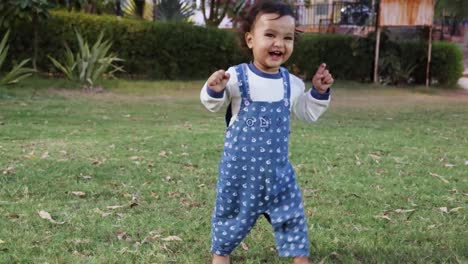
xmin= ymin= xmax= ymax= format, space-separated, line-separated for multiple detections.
xmin=290 ymin=75 xmax=331 ymax=123
xmin=200 ymin=67 xmax=236 ymax=112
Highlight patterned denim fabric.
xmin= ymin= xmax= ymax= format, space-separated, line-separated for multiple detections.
xmin=211 ymin=64 xmax=309 ymax=257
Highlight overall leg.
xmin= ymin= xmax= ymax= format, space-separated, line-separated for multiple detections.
xmin=211 ymin=186 xmax=261 ymax=256
xmin=266 ymin=183 xmax=310 ymax=257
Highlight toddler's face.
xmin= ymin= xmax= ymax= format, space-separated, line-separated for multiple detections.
xmin=245 ymin=13 xmax=295 ymax=74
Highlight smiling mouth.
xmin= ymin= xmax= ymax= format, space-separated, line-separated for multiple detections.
xmin=269 ymin=51 xmax=284 ymax=60
xmin=269 ymin=51 xmax=283 ymax=56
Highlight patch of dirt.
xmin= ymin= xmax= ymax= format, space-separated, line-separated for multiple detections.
xmin=332 ymin=88 xmax=468 ymax=109
xmin=45 ymin=88 xmax=199 ymax=102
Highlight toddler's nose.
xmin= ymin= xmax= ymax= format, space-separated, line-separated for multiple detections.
xmin=273 ymin=38 xmax=283 ymax=47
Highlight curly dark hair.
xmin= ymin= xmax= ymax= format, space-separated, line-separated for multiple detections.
xmin=237 ymin=0 xmax=298 ymax=55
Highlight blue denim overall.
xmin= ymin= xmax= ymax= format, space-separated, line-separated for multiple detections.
xmin=211 ymin=64 xmax=309 ymax=257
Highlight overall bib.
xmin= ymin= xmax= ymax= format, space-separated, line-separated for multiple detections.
xmin=211 ymin=64 xmax=310 ymax=257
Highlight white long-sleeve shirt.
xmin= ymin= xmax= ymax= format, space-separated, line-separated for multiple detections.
xmin=200 ymin=63 xmax=330 ymax=126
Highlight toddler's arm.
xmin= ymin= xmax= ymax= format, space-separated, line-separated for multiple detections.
xmin=200 ymin=69 xmax=231 ymax=112
xmin=292 ymin=63 xmax=333 ymax=122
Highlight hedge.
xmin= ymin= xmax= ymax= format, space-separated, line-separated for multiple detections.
xmin=3 ymin=10 xmax=463 ymax=85
xmin=6 ymin=11 xmax=246 ymax=80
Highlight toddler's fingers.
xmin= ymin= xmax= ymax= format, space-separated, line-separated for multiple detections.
xmin=323 ymin=76 xmax=334 ymax=85
xmin=315 ymin=63 xmax=326 ymax=75
xmin=312 ymin=73 xmax=323 ymax=83
xmin=215 ymin=70 xmax=228 ymax=82
xmin=322 ymin=70 xmax=329 ymax=78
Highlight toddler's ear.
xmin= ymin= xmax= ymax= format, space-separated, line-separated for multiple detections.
xmin=245 ymin=32 xmax=253 ymax=49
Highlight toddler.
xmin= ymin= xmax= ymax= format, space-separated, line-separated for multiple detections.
xmin=200 ymin=1 xmax=333 ymax=263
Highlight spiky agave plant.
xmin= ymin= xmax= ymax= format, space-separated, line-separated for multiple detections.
xmin=0 ymin=30 xmax=34 ymax=86
xmin=122 ymin=0 xmax=154 ymax=20
xmin=49 ymin=30 xmax=124 ymax=91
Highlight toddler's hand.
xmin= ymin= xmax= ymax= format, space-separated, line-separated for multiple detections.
xmin=312 ymin=63 xmax=334 ymax=94
xmin=207 ymin=70 xmax=230 ymax=92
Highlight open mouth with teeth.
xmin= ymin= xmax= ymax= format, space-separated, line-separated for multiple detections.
xmin=269 ymin=51 xmax=283 ymax=60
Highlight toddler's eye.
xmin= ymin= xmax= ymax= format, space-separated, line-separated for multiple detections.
xmin=285 ymin=36 xmax=294 ymax=41
xmin=265 ymin=33 xmax=274 ymax=38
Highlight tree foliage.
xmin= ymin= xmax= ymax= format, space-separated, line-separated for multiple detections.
xmin=0 ymin=0 xmax=51 ymax=29
xmin=0 ymin=0 xmax=52 ymax=71
xmin=435 ymin=0 xmax=468 ymax=20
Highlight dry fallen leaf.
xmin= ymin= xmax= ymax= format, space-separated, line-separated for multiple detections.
xmin=159 ymin=151 xmax=168 ymax=157
xmin=130 ymin=193 xmax=140 ymax=207
xmin=150 ymin=192 xmax=160 ymax=199
xmin=142 ymin=230 xmax=161 ymax=244
xmin=2 ymin=166 xmax=15 ymax=175
xmin=41 ymin=152 xmax=49 ymax=159
xmin=24 ymin=152 xmax=35 ymax=159
xmin=91 ymin=158 xmax=104 ymax=165
xmin=38 ymin=210 xmax=65 ymax=224
xmin=80 ymin=175 xmax=92 ymax=180
xmin=129 ymin=156 xmax=144 ymax=161
xmin=70 ymin=191 xmax=86 ymax=198
xmin=241 ymin=242 xmax=249 ymax=251
xmin=101 ymin=212 xmax=113 ymax=217
xmin=116 ymin=230 xmax=132 ymax=241
xmin=368 ymin=153 xmax=381 ymax=163
xmin=374 ymin=214 xmax=391 ymax=221
xmin=449 ymin=207 xmax=463 ymax=213
xmin=394 ymin=209 xmax=415 ymax=214
xmin=6 ymin=213 xmax=19 ymax=219
xmin=439 ymin=207 xmax=448 ymax=213
xmin=0 ymin=239 xmax=5 ymax=244
xmin=107 ymin=205 xmax=125 ymax=210
xmin=161 ymin=236 xmax=182 ymax=241
xmin=430 ymin=172 xmax=449 ymax=183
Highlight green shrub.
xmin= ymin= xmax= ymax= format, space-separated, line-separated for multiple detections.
xmin=430 ymin=42 xmax=464 ymax=87
xmin=48 ymin=30 xmax=123 ymax=90
xmin=290 ymin=34 xmax=373 ymax=81
xmin=0 ymin=30 xmax=34 ymax=86
xmin=28 ymin=10 xmax=241 ymax=80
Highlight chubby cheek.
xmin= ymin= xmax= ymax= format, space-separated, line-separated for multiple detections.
xmin=286 ymin=43 xmax=294 ymax=54
xmin=283 ymin=45 xmax=294 ymax=60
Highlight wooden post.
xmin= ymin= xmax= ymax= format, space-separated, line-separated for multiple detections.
xmin=374 ymin=27 xmax=381 ymax=83
xmin=373 ymin=0 xmax=380 ymax=83
xmin=426 ymin=25 xmax=433 ymax=87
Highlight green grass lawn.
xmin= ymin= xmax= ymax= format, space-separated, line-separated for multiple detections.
xmin=0 ymin=78 xmax=467 ymax=263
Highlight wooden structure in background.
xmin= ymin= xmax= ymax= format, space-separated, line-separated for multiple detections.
xmin=379 ymin=0 xmax=433 ymax=26
xmin=374 ymin=0 xmax=434 ymax=86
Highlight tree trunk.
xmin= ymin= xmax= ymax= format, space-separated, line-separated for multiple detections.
xmin=153 ymin=0 xmax=157 ymax=21
xmin=32 ymin=15 xmax=38 ymax=71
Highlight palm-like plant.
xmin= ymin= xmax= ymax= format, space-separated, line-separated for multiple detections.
xmin=0 ymin=30 xmax=34 ymax=86
xmin=122 ymin=0 xmax=154 ymax=20
xmin=49 ymin=30 xmax=124 ymax=90
xmin=156 ymin=0 xmax=194 ymax=22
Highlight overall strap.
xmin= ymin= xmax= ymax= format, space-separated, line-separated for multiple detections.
xmin=235 ymin=63 xmax=252 ymax=104
xmin=279 ymin=67 xmax=291 ymax=101
xmin=226 ymin=64 xmax=250 ymax=127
